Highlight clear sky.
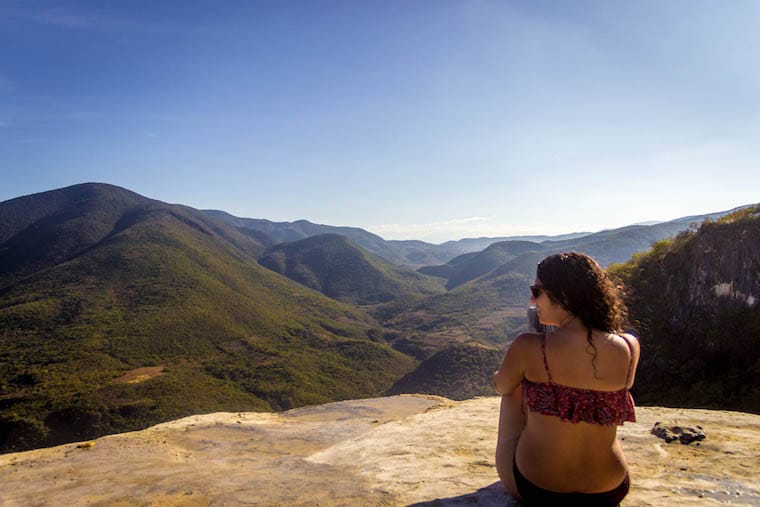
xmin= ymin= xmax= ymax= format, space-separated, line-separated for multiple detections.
xmin=1 ymin=1 xmax=758 ymax=243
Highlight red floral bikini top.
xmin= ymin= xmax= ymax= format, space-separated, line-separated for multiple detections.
xmin=522 ymin=334 xmax=636 ymax=426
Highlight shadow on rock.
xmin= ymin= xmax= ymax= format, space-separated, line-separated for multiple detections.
xmin=407 ymin=481 xmax=520 ymax=506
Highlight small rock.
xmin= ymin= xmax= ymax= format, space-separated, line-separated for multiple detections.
xmin=651 ymin=422 xmax=706 ymax=444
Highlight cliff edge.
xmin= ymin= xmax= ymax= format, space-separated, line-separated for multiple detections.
xmin=1 ymin=395 xmax=758 ymax=506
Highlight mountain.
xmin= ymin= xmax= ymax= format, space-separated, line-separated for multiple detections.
xmin=417 ymin=206 xmax=752 ymax=289
xmin=0 ymin=183 xmax=416 ymax=453
xmin=259 ymin=234 xmax=445 ymax=305
xmin=540 ymin=207 xmax=750 ymax=266
xmin=0 ymin=184 xmax=266 ymax=290
xmin=203 ymin=210 xmax=591 ymax=268
xmin=386 ymin=343 xmax=503 ymax=400
xmin=206 ymin=206 xmax=750 ymax=277
xmin=385 ymin=239 xmax=466 ymax=267
xmin=372 ymin=271 xmax=533 ymax=361
xmin=609 ymin=205 xmax=760 ymax=414
xmin=419 ymin=240 xmax=546 ymax=290
xmin=436 ymin=231 xmax=592 ymax=253
xmin=202 ymin=210 xmax=427 ymax=266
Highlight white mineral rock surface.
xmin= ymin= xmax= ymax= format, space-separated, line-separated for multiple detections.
xmin=1 ymin=395 xmax=758 ymax=506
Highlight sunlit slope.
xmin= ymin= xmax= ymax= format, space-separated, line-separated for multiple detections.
xmin=0 ymin=185 xmax=415 ymax=453
xmin=259 ymin=233 xmax=445 ymax=305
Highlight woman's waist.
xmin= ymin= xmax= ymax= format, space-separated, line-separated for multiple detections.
xmin=516 ymin=426 xmax=628 ymax=492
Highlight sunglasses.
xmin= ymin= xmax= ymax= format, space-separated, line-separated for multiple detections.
xmin=530 ymin=285 xmax=545 ymax=299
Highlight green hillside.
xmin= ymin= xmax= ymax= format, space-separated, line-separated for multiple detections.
xmin=374 ymin=271 xmax=532 ymax=359
xmin=259 ymin=234 xmax=445 ymax=305
xmin=609 ymin=205 xmax=760 ymax=413
xmin=387 ymin=342 xmax=503 ymax=400
xmin=429 ymin=240 xmax=545 ymax=289
xmin=417 ymin=252 xmax=478 ymax=280
xmin=0 ymin=184 xmax=416 ymax=453
xmin=0 ymin=183 xmax=265 ymax=290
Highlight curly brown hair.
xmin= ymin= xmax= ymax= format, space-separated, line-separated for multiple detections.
xmin=536 ymin=252 xmax=629 ymax=374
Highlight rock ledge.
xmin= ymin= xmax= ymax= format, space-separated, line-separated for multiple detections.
xmin=1 ymin=396 xmax=758 ymax=506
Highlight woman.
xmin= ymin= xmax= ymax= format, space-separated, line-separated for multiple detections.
xmin=493 ymin=252 xmax=640 ymax=506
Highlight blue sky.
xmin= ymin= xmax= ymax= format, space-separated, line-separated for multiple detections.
xmin=1 ymin=1 xmax=758 ymax=243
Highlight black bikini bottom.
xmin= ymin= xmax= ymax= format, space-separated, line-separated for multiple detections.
xmin=513 ymin=456 xmax=629 ymax=506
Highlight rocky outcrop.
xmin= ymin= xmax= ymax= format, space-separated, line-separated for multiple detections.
xmin=1 ymin=396 xmax=758 ymax=506
xmin=651 ymin=422 xmax=707 ymax=445
xmin=611 ymin=206 xmax=760 ymax=413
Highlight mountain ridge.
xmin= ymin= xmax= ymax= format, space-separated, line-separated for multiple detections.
xmin=0 ymin=183 xmax=416 ymax=453
xmin=259 ymin=233 xmax=445 ymax=305
xmin=204 ymin=210 xmax=593 ymax=268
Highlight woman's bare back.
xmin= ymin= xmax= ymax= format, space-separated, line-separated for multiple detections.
xmin=515 ymin=323 xmax=639 ymax=492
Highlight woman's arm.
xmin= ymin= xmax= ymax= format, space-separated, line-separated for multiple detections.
xmin=492 ymin=334 xmax=530 ymax=395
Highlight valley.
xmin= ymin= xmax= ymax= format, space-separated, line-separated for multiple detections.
xmin=1 ymin=182 xmax=757 ymax=454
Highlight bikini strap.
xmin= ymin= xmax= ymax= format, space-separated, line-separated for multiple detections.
xmin=620 ymin=334 xmax=635 ymax=387
xmin=540 ymin=333 xmax=552 ymax=382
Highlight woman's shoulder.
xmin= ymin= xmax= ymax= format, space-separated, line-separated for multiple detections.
xmin=508 ymin=332 xmax=545 ymax=359
xmin=617 ymin=332 xmax=640 ymax=363
xmin=614 ymin=332 xmax=640 ymax=354
xmin=511 ymin=332 xmax=545 ymax=348
xmin=601 ymin=332 xmax=641 ymax=379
